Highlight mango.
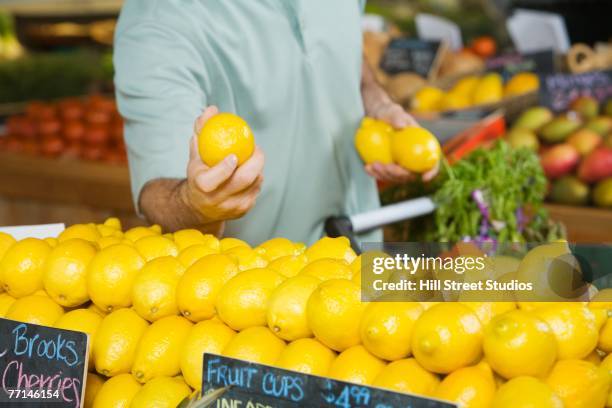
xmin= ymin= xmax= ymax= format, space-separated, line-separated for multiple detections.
xmin=539 ymin=115 xmax=581 ymax=143
xmin=549 ymin=176 xmax=590 ymax=206
xmin=513 ymin=107 xmax=553 ymax=131
xmin=585 ymin=116 xmax=612 ymax=136
xmin=506 ymin=128 xmax=539 ymax=151
xmin=578 ymin=147 xmax=612 ymax=183
xmin=540 ymin=143 xmax=580 ymax=179
xmin=569 ymin=96 xmax=599 ymax=120
xmin=567 ymin=129 xmax=602 ymax=156
xmin=604 ymin=99 xmax=612 ymax=117
xmin=593 ymin=178 xmax=612 ymax=208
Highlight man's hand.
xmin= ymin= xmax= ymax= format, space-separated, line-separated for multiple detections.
xmin=180 ymin=106 xmax=265 ymax=224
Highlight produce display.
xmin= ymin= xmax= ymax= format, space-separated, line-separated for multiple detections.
xmin=0 ymin=222 xmax=611 ymax=408
xmin=0 ymin=95 xmax=127 ymax=164
xmin=507 ymin=97 xmax=612 ymax=208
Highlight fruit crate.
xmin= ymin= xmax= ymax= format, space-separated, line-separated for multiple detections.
xmin=544 ymin=203 xmax=612 ymax=243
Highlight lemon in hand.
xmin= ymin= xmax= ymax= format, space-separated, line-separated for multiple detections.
xmin=276 ymin=338 xmax=336 ymax=376
xmin=354 ymin=118 xmax=393 ymax=164
xmin=1 ymin=238 xmax=51 ymax=297
xmin=391 ymin=127 xmax=441 ymax=173
xmin=198 ymin=112 xmax=255 ymax=167
xmin=373 ymin=358 xmax=439 ymax=396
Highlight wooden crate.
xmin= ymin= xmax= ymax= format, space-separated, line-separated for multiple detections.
xmin=545 ymin=204 xmax=612 ymax=243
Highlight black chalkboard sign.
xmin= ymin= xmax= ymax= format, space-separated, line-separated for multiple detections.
xmin=201 ymin=354 xmax=456 ymax=408
xmin=380 ymin=38 xmax=443 ymax=78
xmin=539 ymin=70 xmax=612 ymax=112
xmin=486 ymin=49 xmax=556 ymax=79
xmin=0 ymin=318 xmax=89 ymax=408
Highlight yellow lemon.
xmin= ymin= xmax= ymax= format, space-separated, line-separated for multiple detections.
xmin=177 ymin=244 xmax=218 ymax=268
xmin=267 ymin=275 xmax=320 ymax=341
xmin=87 ymin=243 xmax=145 ymax=313
xmin=546 ymin=359 xmax=609 ymax=408
xmin=534 ymin=304 xmax=600 ymax=359
xmin=0 ymin=292 xmax=16 ymax=317
xmin=589 ymin=288 xmax=612 ymax=310
xmin=96 ymin=224 xmax=122 ymax=239
xmin=220 ymin=237 xmax=250 ymax=252
xmin=276 ymin=338 xmax=336 ymax=376
xmin=198 ymin=112 xmax=255 ymax=167
xmin=130 ymin=376 xmax=190 ymax=408
xmin=92 ymin=373 xmax=141 ymax=408
xmin=373 ymin=358 xmax=439 ymax=396
xmin=224 ymin=245 xmax=267 ymax=271
xmin=307 ymin=279 xmax=365 ymax=352
xmin=5 ymin=294 xmax=64 ymax=326
xmin=173 ymin=229 xmax=208 ymax=251
xmin=434 ymin=362 xmax=496 ymax=407
xmin=0 ymin=231 xmax=15 ymax=264
xmin=44 ymin=237 xmax=58 ymax=248
xmin=222 ymin=326 xmax=285 ymax=365
xmin=300 ymin=258 xmax=353 ymax=281
xmin=176 ymin=254 xmax=239 ymax=322
xmin=411 ymin=86 xmax=444 ymax=113
xmin=84 ymin=373 xmax=105 ymax=408
xmin=585 ymin=350 xmax=602 ymax=365
xmin=134 ymin=235 xmax=178 ymax=262
xmin=492 ymin=376 xmax=563 ymax=408
xmin=132 ymin=256 xmax=184 ymax=322
xmin=102 ymin=217 xmax=122 ymax=231
xmin=598 ymin=317 xmax=612 ymax=353
xmin=354 ymin=119 xmax=393 ymax=164
xmin=1 ymin=238 xmax=51 ymax=297
xmin=268 ymin=254 xmax=309 ymax=278
xmin=58 ymin=224 xmax=101 ymax=243
xmin=472 ymin=73 xmax=503 ymax=105
xmin=180 ymin=319 xmax=236 ymax=390
xmin=55 ymin=309 xmax=102 ymax=363
xmin=256 ymin=237 xmax=304 ymax=261
xmin=504 ymin=72 xmax=540 ymax=97
xmin=124 ymin=226 xmax=158 ymax=242
xmin=462 ymin=302 xmax=517 ymax=326
xmin=391 ymin=126 xmax=441 ymax=173
xmin=131 ymin=315 xmax=193 ymax=383
xmin=216 ymin=268 xmax=285 ymax=330
xmin=360 ymin=302 xmax=423 ymax=360
xmin=484 ymin=309 xmax=557 ymax=379
xmin=97 ymin=236 xmax=123 ymax=249
xmin=43 ymin=239 xmax=96 ymax=307
xmin=87 ymin=303 xmax=107 ymax=317
xmin=328 ymin=345 xmax=385 ymax=385
xmin=451 ymin=76 xmax=480 ymax=96
xmin=412 ymin=303 xmax=483 ymax=374
xmin=439 ymin=91 xmax=472 ymax=111
xmin=305 ymin=236 xmax=356 ymax=264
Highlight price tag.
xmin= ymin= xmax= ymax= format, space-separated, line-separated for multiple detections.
xmin=486 ymin=49 xmax=556 ymax=79
xmin=201 ymin=354 xmax=456 ymax=408
xmin=539 ymin=70 xmax=612 ymax=112
xmin=380 ymin=38 xmax=443 ymax=79
xmin=0 ymin=318 xmax=89 ymax=408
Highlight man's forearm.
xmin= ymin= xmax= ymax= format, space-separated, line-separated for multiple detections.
xmin=139 ymin=178 xmax=224 ymax=236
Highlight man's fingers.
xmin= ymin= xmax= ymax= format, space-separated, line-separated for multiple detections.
xmin=193 ymin=106 xmax=219 ymax=135
xmin=195 ymin=154 xmax=238 ymax=193
xmin=421 ymin=162 xmax=440 ymax=182
xmin=220 ymin=147 xmax=265 ymax=195
xmin=220 ymin=178 xmax=262 ymax=217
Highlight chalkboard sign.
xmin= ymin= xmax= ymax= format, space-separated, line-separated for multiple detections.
xmin=380 ymin=38 xmax=443 ymax=78
xmin=201 ymin=354 xmax=456 ymax=408
xmin=486 ymin=49 xmax=556 ymax=79
xmin=0 ymin=318 xmax=89 ymax=408
xmin=539 ymin=70 xmax=612 ymax=112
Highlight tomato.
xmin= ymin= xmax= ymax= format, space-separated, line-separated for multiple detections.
xmin=41 ymin=136 xmax=65 ymax=157
xmin=63 ymin=141 xmax=82 ymax=159
xmin=80 ymin=145 xmax=104 ymax=161
xmin=85 ymin=110 xmax=111 ymax=126
xmin=87 ymin=95 xmax=116 ymax=113
xmin=471 ymin=36 xmax=497 ymax=58
xmin=22 ymin=141 xmax=39 ymax=156
xmin=58 ymin=99 xmax=84 ymax=121
xmin=63 ymin=120 xmax=86 ymax=142
xmin=84 ymin=125 xmax=110 ymax=146
xmin=26 ymin=102 xmax=56 ymax=120
xmin=110 ymin=120 xmax=124 ymax=141
xmin=38 ymin=119 xmax=62 ymax=137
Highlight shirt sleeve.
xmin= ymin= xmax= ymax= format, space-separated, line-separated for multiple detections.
xmin=114 ymin=19 xmax=207 ymax=213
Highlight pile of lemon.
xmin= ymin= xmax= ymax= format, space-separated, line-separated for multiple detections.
xmin=1 ymin=221 xmax=611 ymax=408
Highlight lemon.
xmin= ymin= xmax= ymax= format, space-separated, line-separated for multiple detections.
xmin=124 ymin=226 xmax=158 ymax=242
xmin=97 ymin=236 xmax=123 ymax=249
xmin=84 ymin=373 xmax=105 ymax=408
xmin=96 ymin=224 xmax=122 ymax=239
xmin=599 ymin=317 xmax=612 ymax=353
xmin=134 ymin=235 xmax=179 ymax=262
xmin=0 ymin=292 xmax=16 ymax=317
xmin=224 ymin=245 xmax=268 ymax=271
xmin=373 ymin=358 xmax=440 ymax=396
xmin=305 ymin=236 xmax=356 ymax=264
xmin=132 ymin=256 xmax=184 ymax=322
xmin=198 ymin=112 xmax=255 ymax=167
xmin=43 ymin=239 xmax=96 ymax=307
xmin=411 ymin=303 xmax=483 ymax=374
xmin=492 ymin=376 xmax=563 ymax=408
xmin=58 ymin=224 xmax=101 ymax=243
xmin=267 ymin=275 xmax=320 ymax=341
xmin=102 ymin=217 xmax=122 ymax=230
xmin=391 ymin=127 xmax=441 ymax=173
xmin=328 ymin=345 xmax=385 ymax=385
xmin=451 ymin=76 xmax=480 ymax=96
xmin=93 ymin=308 xmax=148 ymax=377
xmin=5 ymin=294 xmax=64 ymax=326
xmin=483 ymin=309 xmax=557 ymax=379
xmin=411 ymin=86 xmax=444 ymax=113
xmin=44 ymin=237 xmax=58 ymax=248
xmin=87 ymin=243 xmax=145 ymax=313
xmin=1 ymin=238 xmax=51 ymax=297
xmin=0 ymin=231 xmax=15 ymax=264
xmin=360 ymin=302 xmax=423 ymax=360
xmin=434 ymin=362 xmax=496 ymax=407
xmin=546 ymin=359 xmax=609 ymax=408
xmin=307 ymin=279 xmax=365 ymax=352
xmin=462 ymin=302 xmax=517 ymax=327
xmin=216 ymin=267 xmax=284 ymax=330
xmin=131 ymin=315 xmax=193 ymax=383
xmin=439 ymin=91 xmax=472 ymax=111
xmin=601 ymin=354 xmax=612 ymax=407
xmin=223 ymin=326 xmax=285 ymax=365
xmin=176 ymin=254 xmax=239 ymax=322
xmin=276 ymin=338 xmax=336 ymax=376
xmin=256 ymin=237 xmax=304 ymax=261
xmin=177 ymin=244 xmax=218 ymax=268
xmin=87 ymin=303 xmax=107 ymax=317
xmin=504 ymin=72 xmax=540 ymax=97
xmin=92 ymin=373 xmax=141 ymax=408
xmin=55 ymin=309 xmax=102 ymax=363
xmin=130 ymin=376 xmax=190 ymax=408
xmin=300 ymin=258 xmax=352 ymax=281
xmin=180 ymin=319 xmax=236 ymax=389
xmin=535 ymin=304 xmax=600 ymax=359
xmin=220 ymin=237 xmax=250 ymax=252
xmin=354 ymin=118 xmax=393 ymax=164
xmin=472 ymin=73 xmax=503 ymax=105
xmin=173 ymin=229 xmax=206 ymax=251
xmin=268 ymin=254 xmax=309 ymax=278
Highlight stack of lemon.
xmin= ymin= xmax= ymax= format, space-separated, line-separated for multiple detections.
xmin=1 ymin=221 xmax=612 ymax=408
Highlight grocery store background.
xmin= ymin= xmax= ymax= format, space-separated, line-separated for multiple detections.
xmin=0 ymin=0 xmax=610 ymax=241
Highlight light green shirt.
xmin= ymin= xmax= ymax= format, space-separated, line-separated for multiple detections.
xmin=114 ymin=0 xmax=381 ymax=246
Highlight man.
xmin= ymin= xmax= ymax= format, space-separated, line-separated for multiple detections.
xmin=114 ymin=0 xmax=435 ymax=246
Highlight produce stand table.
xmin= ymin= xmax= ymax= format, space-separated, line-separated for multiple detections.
xmin=0 ymin=151 xmax=144 ymax=228
xmin=544 ymin=204 xmax=612 ymax=243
